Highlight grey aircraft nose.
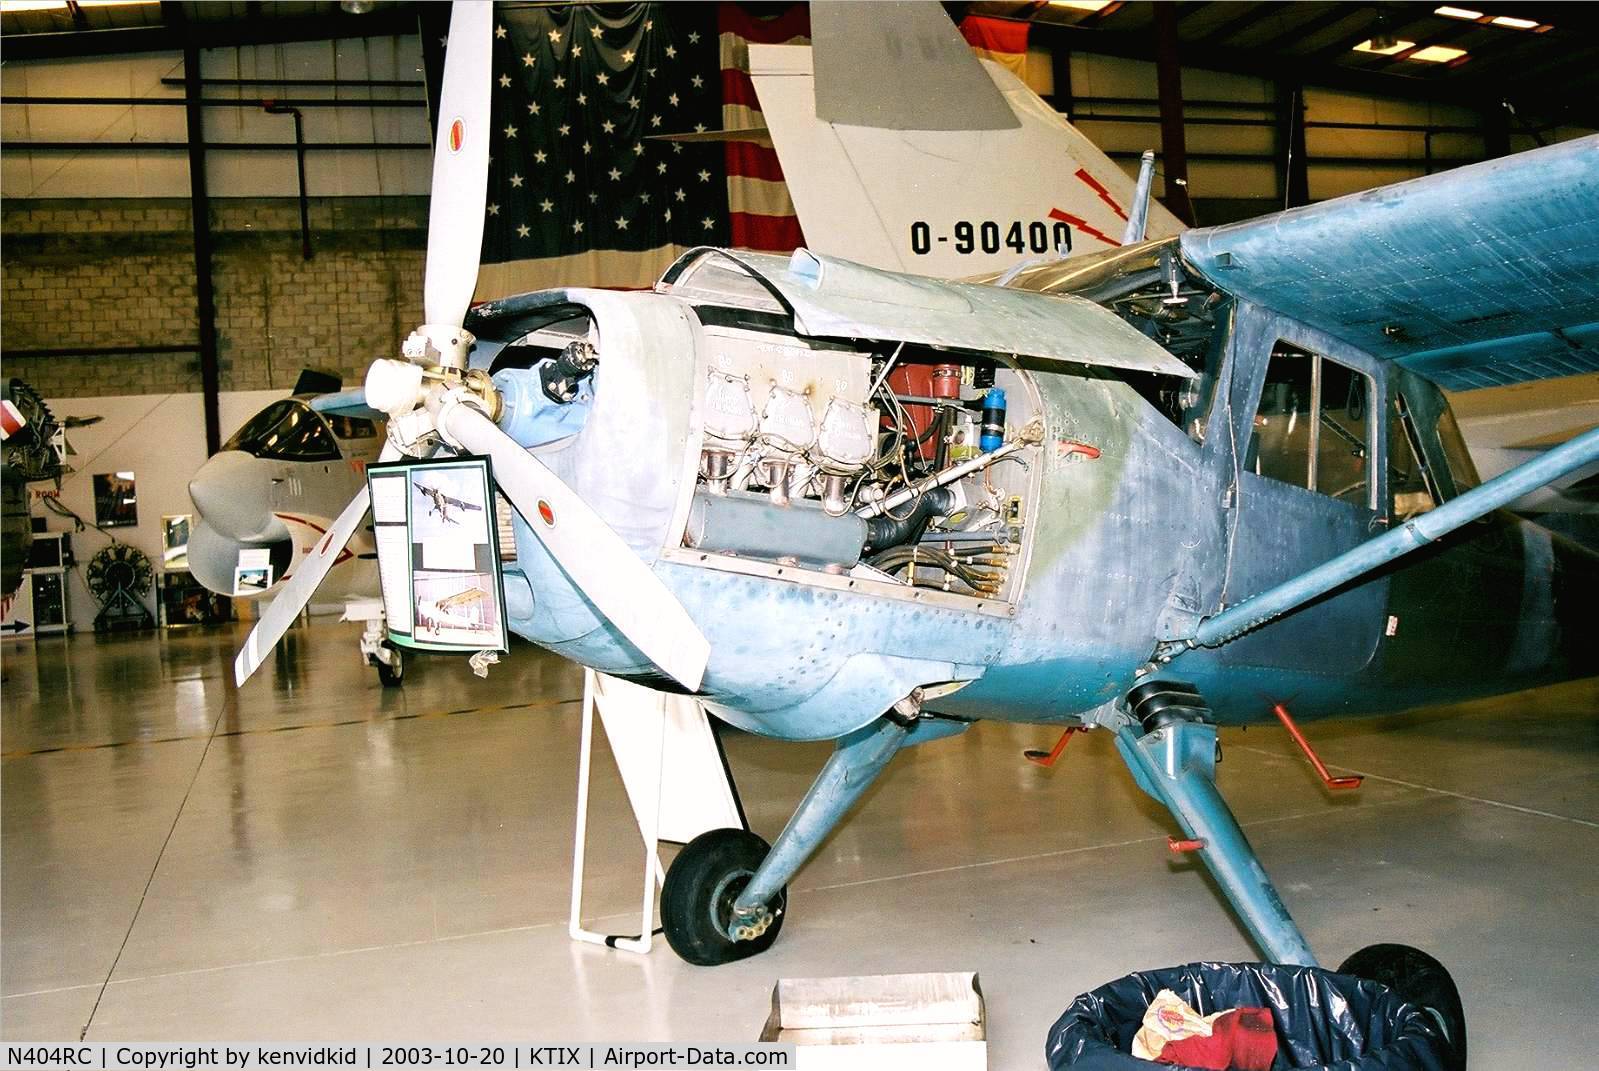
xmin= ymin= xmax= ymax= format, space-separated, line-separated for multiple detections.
xmin=188 ymin=450 xmax=288 ymax=543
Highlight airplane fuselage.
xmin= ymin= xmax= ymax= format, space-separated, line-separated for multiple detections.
xmin=470 ymin=270 xmax=1597 ymax=741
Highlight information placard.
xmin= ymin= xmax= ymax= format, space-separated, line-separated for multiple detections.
xmin=367 ymin=456 xmax=510 ymax=655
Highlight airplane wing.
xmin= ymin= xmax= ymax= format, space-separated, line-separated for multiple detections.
xmin=1179 ymin=135 xmax=1599 ymax=392
xmin=443 ymin=494 xmax=482 ymax=511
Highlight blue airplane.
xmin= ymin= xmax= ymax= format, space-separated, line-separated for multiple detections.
xmin=228 ymin=6 xmax=1597 ymax=1060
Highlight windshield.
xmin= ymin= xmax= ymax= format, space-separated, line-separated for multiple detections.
xmin=223 ymin=400 xmax=341 ymax=462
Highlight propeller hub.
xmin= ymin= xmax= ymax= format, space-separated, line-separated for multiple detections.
xmin=404 ymin=324 xmax=475 ymax=372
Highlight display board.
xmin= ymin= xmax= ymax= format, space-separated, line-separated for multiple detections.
xmin=367 ymin=456 xmax=510 ymax=654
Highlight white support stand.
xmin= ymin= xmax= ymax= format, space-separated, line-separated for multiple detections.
xmin=569 ymin=670 xmax=744 ymax=955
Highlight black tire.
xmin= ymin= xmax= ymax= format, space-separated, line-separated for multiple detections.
xmin=1338 ymin=943 xmax=1467 ymax=1071
xmin=661 ymin=828 xmax=786 ymax=966
xmin=376 ymin=643 xmax=404 ymax=687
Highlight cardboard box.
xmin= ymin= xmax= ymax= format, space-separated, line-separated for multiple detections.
xmin=758 ymin=971 xmax=985 ymax=1070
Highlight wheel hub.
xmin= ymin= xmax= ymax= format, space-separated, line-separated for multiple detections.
xmin=711 ymin=870 xmax=775 ymax=944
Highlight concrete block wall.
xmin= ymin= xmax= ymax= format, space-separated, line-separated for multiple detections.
xmin=2 ymin=196 xmax=426 ymax=398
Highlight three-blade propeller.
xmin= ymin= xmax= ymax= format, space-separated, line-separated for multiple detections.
xmin=231 ymin=1 xmax=709 ymax=692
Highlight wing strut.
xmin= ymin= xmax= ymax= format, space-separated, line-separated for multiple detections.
xmin=1183 ymin=424 xmax=1599 ymax=651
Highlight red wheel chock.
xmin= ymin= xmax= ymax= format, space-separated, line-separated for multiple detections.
xmin=1272 ymin=703 xmax=1363 ymax=790
xmin=1168 ymin=837 xmax=1207 ymax=854
xmin=1024 ymin=726 xmax=1082 ymax=767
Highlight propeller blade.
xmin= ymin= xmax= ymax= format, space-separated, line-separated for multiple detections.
xmin=233 ymin=441 xmax=402 ymax=687
xmin=423 ymin=0 xmax=494 ymax=329
xmin=233 ymin=485 xmax=371 ymax=688
xmin=441 ymin=404 xmax=711 ymax=692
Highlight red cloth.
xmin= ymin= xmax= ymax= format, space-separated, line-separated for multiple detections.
xmin=1157 ymin=1007 xmax=1278 ymax=1070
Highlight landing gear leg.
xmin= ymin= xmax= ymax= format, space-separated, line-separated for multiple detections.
xmin=346 ymin=599 xmax=402 ymax=687
xmin=1111 ymin=712 xmax=1318 ymax=966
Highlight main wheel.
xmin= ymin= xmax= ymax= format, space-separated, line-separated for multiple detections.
xmin=376 ymin=642 xmax=404 ymax=687
xmin=1338 ymin=943 xmax=1467 ymax=1071
xmin=661 ymin=828 xmax=786 ymax=966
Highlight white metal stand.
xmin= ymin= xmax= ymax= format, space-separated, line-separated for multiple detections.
xmin=568 ymin=669 xmax=744 ymax=955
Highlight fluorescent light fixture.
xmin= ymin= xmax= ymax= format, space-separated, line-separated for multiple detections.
xmin=1490 ymin=14 xmax=1541 ymax=29
xmin=1047 ymin=0 xmax=1113 ymax=10
xmin=1411 ymin=44 xmax=1469 ymax=62
xmin=1353 ymin=38 xmax=1416 ymax=55
xmin=1434 ymin=6 xmax=1484 ymax=18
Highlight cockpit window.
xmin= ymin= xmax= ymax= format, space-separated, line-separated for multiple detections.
xmin=325 ymin=414 xmax=379 ymax=440
xmin=223 ymin=400 xmax=341 ymax=461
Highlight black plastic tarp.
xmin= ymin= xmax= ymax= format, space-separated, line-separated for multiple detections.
xmin=1046 ymin=961 xmax=1451 ymax=1071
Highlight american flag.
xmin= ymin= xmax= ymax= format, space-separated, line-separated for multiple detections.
xmin=475 ymin=2 xmax=809 ymax=299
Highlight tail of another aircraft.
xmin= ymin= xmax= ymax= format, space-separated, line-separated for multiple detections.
xmin=746 ymin=2 xmax=1184 ymax=278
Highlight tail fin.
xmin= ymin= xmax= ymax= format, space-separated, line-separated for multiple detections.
xmin=748 ymin=3 xmax=1183 ymax=278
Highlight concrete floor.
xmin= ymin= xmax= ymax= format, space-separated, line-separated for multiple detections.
xmin=2 ymin=621 xmax=1596 ymax=1066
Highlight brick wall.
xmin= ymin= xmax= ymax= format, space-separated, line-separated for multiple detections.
xmin=2 ymin=196 xmax=427 ymax=397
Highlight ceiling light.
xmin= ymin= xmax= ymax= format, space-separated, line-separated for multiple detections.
xmin=0 ymin=0 xmax=67 ymax=11
xmin=1047 ymin=1 xmax=1113 ymax=10
xmin=1411 ymin=44 xmax=1469 ymax=62
xmin=1433 ymin=5 xmax=1483 ymax=18
xmin=340 ymin=0 xmax=376 ymax=12
xmin=1490 ymin=14 xmax=1542 ymax=29
xmin=1353 ymin=38 xmax=1416 ymax=56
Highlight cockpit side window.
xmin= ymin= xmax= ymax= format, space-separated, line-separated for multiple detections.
xmin=223 ymin=400 xmax=341 ymax=461
xmin=326 ymin=414 xmax=379 ymax=440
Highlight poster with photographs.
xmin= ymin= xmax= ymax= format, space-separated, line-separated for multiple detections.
xmin=93 ymin=471 xmax=138 ymax=528
xmin=366 ymin=455 xmax=508 ymax=654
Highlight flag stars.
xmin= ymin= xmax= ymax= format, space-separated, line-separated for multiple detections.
xmin=668 ymin=92 xmax=680 ymax=107
xmin=691 ymin=74 xmax=704 ymax=88
xmin=702 ymin=216 xmax=715 ymax=230
xmin=540 ymin=198 xmax=555 ymax=213
xmin=498 ymin=73 xmax=512 ymax=89
xmin=487 ymin=203 xmax=500 ymax=216
xmin=533 ymin=149 xmax=548 ymax=164
xmin=507 ymin=174 xmax=525 ymax=190
xmin=573 ymin=220 xmax=584 ymax=233
xmin=558 ymin=123 xmax=572 ymax=136
xmin=687 ymin=31 xmax=700 ymax=44
xmin=632 ymin=142 xmax=644 ymax=155
xmin=516 ymin=223 xmax=531 ymax=238
xmin=596 ymin=72 xmax=610 ymax=86
xmin=590 ymin=25 xmax=603 ymax=39
xmin=644 ymin=19 xmax=653 ymax=31
xmin=657 ymin=161 xmax=668 ymax=174
xmin=572 ymin=45 xmax=583 ymax=58
xmin=588 ymin=191 xmax=599 ymax=203
xmin=639 ymin=191 xmax=651 ymax=204
xmin=615 ymin=215 xmax=629 ymax=230
xmin=576 ymin=92 xmax=588 ymax=105
xmin=553 ymin=74 xmax=567 ymax=89
xmin=665 ymin=45 xmax=677 ymax=59
xmin=564 ymin=169 xmax=577 ymax=183
xmin=672 ymin=143 xmax=683 ymax=153
xmin=675 ymin=188 xmax=687 ymax=202
xmin=495 ymin=24 xmax=507 ymax=39
xmin=608 ymin=167 xmax=622 ymax=181
xmin=582 ymin=140 xmax=593 ymax=154
xmin=521 ymin=52 xmax=535 ymax=67
xmin=694 ymin=122 xmax=707 ymax=134
xmin=627 ymin=96 xmax=640 ymax=109
xmin=601 ymin=119 xmax=616 ymax=134
xmin=697 ymin=168 xmax=711 ymax=182
xmin=548 ymin=28 xmax=562 ymax=44
xmin=622 ymin=49 xmax=636 ymax=64
xmin=664 ymin=208 xmax=672 ymax=222
xmin=503 ymin=124 xmax=518 ymax=138
xmin=527 ymin=101 xmax=541 ymax=115
xmin=650 ymin=114 xmax=662 ymax=128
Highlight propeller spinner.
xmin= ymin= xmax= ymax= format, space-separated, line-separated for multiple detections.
xmin=232 ymin=0 xmax=710 ymax=692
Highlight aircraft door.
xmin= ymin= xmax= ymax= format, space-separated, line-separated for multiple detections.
xmin=1213 ymin=315 xmax=1388 ymax=674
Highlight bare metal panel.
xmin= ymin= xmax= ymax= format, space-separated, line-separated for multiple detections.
xmin=699 ymin=249 xmax=1195 ymax=379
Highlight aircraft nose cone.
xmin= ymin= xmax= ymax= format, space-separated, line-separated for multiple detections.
xmin=188 ymin=451 xmax=283 ymax=543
